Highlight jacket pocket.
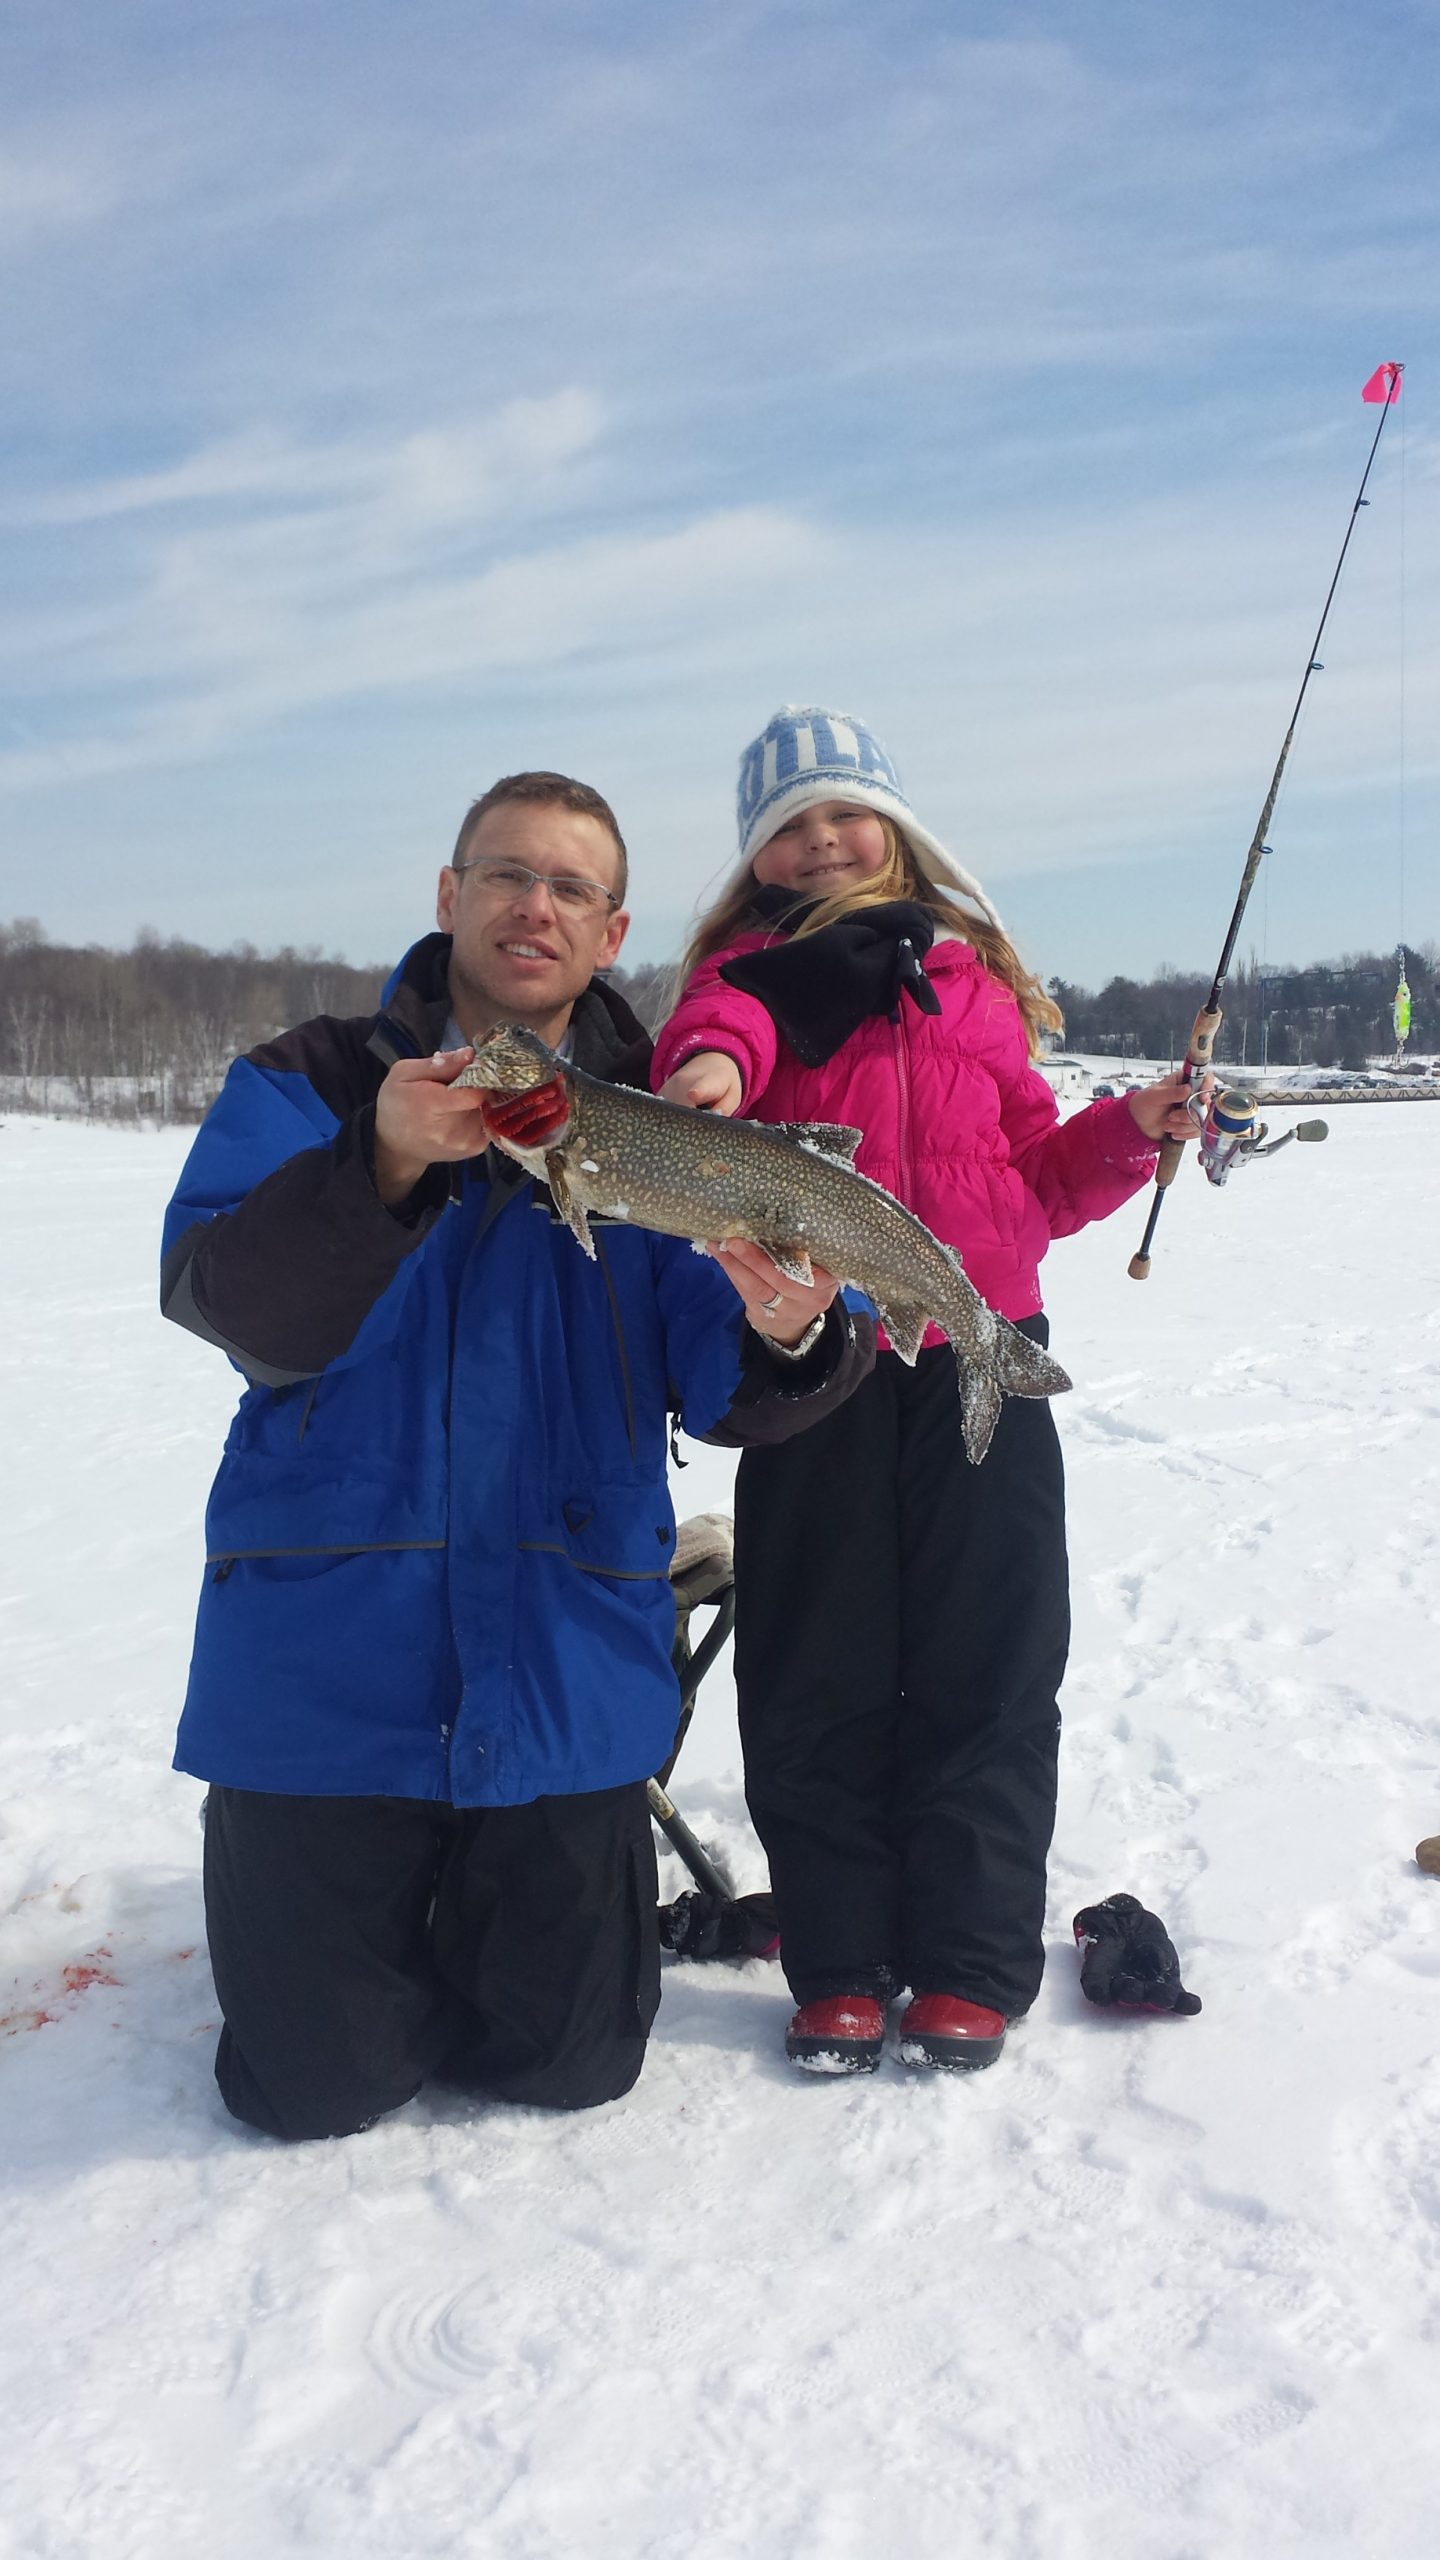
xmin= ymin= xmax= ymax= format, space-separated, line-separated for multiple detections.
xmin=516 ymin=1481 xmax=675 ymax=1584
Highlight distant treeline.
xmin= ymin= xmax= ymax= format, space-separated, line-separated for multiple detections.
xmin=1050 ymin=947 xmax=1436 ymax=1071
xmin=615 ymin=949 xmax=1440 ymax=1066
xmin=0 ymin=920 xmax=1432 ymax=1123
xmin=0 ymin=918 xmax=387 ymax=1120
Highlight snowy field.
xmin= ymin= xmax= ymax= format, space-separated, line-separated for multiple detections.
xmin=3 ymin=1105 xmax=1438 ymax=2560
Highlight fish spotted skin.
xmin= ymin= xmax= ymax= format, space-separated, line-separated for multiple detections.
xmin=456 ymin=1026 xmax=1070 ymax=1463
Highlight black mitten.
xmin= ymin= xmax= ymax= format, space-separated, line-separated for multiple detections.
xmin=658 ymin=1890 xmax=781 ymax=1961
xmin=1072 ymin=1892 xmax=1202 ymax=2015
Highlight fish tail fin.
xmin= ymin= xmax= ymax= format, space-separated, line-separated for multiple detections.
xmin=956 ymin=1318 xmax=1071 ymax=1465
xmin=994 ymin=1322 xmax=1072 ymax=1402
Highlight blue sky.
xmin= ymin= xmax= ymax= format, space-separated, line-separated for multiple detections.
xmin=2 ymin=0 xmax=1435 ymax=987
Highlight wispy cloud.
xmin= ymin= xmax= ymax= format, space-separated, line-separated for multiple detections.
xmin=1 ymin=2 xmax=1435 ymax=975
xmin=0 ymin=142 xmax=119 ymax=239
xmin=0 ymin=423 xmax=829 ymax=790
xmin=16 ymin=392 xmax=606 ymax=527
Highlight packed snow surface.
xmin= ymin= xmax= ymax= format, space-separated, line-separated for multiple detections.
xmin=3 ymin=1109 xmax=1438 ymax=2559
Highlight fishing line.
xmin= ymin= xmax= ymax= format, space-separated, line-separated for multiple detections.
xmin=1398 ymin=383 xmax=1407 ymax=949
xmin=1390 ymin=390 xmax=1410 ymax=1064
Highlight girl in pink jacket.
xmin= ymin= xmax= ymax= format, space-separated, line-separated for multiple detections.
xmin=653 ymin=705 xmax=1203 ymax=2075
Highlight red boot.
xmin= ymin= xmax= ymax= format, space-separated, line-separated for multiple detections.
xmin=785 ymin=1993 xmax=886 ymax=2073
xmin=897 ymin=1993 xmax=1006 ymax=2071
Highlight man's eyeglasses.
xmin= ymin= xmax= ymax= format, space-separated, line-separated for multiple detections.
xmin=451 ymin=857 xmax=620 ymax=915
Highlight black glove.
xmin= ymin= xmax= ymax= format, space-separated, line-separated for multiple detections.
xmin=1072 ymin=1892 xmax=1202 ymax=2015
xmin=658 ymin=1890 xmax=781 ymax=1962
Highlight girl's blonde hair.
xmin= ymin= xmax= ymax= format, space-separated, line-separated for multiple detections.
xmin=678 ymin=820 xmax=1063 ymax=1059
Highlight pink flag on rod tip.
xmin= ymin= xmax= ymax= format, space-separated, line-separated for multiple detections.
xmin=1361 ymin=362 xmax=1402 ymax=404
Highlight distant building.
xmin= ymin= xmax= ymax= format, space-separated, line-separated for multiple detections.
xmin=1037 ymin=1054 xmax=1091 ymax=1101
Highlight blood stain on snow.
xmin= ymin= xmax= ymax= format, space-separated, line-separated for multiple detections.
xmin=1 ymin=1948 xmax=120 ymax=2034
xmin=1 ymin=2006 xmax=58 ymax=2037
xmin=62 ymin=1962 xmax=119 ymax=1994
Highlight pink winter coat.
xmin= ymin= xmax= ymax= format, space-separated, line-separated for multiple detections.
xmin=651 ymin=932 xmax=1159 ymax=1326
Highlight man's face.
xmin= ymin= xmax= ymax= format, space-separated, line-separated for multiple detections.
xmin=437 ymin=802 xmax=629 ymax=1039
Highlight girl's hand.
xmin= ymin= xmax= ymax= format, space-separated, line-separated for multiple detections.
xmin=659 ymin=1052 xmax=743 ymax=1116
xmin=1125 ymin=1068 xmax=1215 ymax=1145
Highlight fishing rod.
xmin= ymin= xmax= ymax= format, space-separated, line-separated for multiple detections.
xmin=1128 ymin=360 xmax=1404 ymax=1279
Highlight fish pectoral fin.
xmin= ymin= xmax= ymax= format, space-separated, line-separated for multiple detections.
xmin=768 ymin=1248 xmax=814 ymax=1286
xmin=779 ymin=1122 xmax=864 ymax=1165
xmin=545 ymin=1151 xmax=596 ymax=1259
xmin=873 ymin=1297 xmax=929 ymax=1365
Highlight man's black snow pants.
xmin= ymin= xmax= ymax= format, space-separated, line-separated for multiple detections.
xmin=734 ymin=1331 xmax=1069 ymax=2019
xmin=202 ymin=1781 xmax=661 ymax=2142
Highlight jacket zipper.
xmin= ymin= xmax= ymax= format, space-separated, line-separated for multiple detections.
xmin=894 ymin=1010 xmax=914 ymax=1204
xmin=593 ymin=1233 xmax=639 ymax=1463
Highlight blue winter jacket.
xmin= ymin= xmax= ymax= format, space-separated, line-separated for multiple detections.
xmin=161 ymin=937 xmax=871 ymax=1807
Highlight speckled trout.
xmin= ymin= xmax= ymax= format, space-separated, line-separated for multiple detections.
xmin=456 ymin=1026 xmax=1070 ymax=1462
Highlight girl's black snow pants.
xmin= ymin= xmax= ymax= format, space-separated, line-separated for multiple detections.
xmin=734 ymin=1327 xmax=1069 ymax=2018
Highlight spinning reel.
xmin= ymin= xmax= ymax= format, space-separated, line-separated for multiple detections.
xmin=1189 ymin=1087 xmax=1329 ymax=1188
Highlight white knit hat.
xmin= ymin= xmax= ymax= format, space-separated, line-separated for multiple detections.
xmin=734 ymin=705 xmax=1003 ymax=931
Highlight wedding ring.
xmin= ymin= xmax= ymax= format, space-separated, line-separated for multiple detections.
xmin=758 ymin=1289 xmax=784 ymax=1314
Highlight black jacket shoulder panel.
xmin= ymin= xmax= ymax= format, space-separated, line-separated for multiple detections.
xmin=248 ymin=1011 xmax=383 ymax=1122
xmin=574 ymin=977 xmax=654 ymax=1088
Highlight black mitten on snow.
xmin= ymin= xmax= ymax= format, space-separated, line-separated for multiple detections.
xmin=1072 ymin=1892 xmax=1202 ymax=2015
xmin=658 ymin=1890 xmax=781 ymax=1962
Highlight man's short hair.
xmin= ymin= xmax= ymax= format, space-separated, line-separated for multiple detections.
xmin=450 ymin=773 xmax=628 ymax=904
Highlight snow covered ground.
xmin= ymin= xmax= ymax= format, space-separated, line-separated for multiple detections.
xmin=3 ymin=1106 xmax=1438 ymax=2560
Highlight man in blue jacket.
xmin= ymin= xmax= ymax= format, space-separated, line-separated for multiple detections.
xmin=162 ymin=771 xmax=872 ymax=2141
